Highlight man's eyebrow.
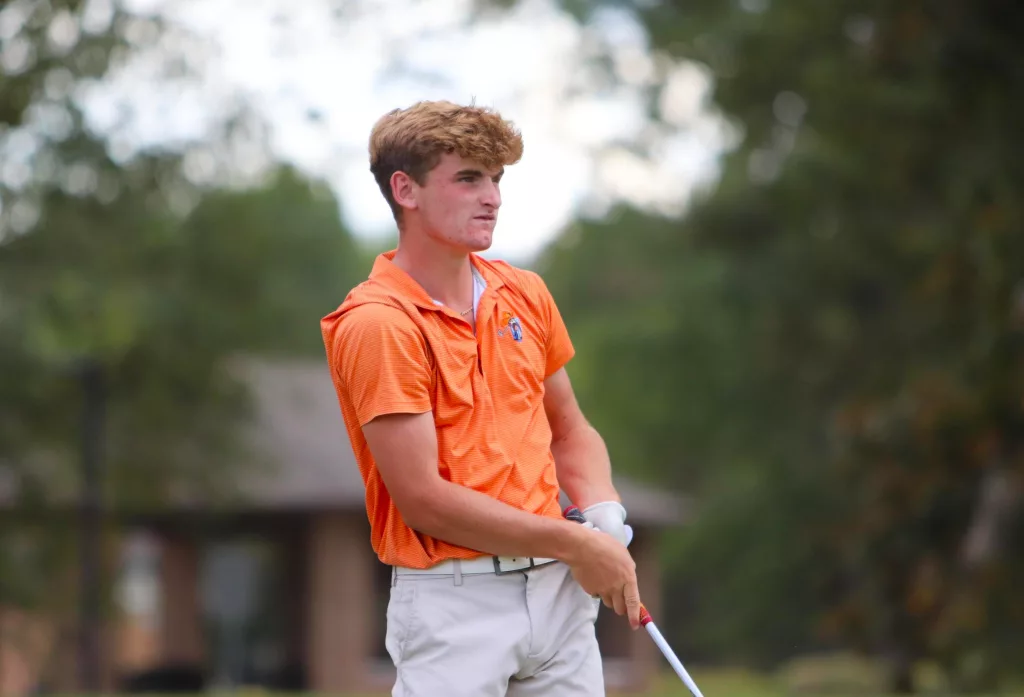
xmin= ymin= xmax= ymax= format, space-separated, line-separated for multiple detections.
xmin=454 ymin=168 xmax=505 ymax=179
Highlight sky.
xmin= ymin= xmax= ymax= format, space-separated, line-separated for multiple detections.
xmin=77 ymin=0 xmax=733 ymax=263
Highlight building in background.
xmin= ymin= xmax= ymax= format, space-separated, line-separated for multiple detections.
xmin=1 ymin=360 xmax=688 ymax=695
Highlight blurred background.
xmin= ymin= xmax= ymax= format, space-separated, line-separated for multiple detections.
xmin=1 ymin=0 xmax=1022 ymax=695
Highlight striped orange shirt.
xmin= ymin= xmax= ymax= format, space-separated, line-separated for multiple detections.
xmin=320 ymin=250 xmax=575 ymax=568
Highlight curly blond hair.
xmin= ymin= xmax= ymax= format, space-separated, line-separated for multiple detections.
xmin=369 ymin=100 xmax=524 ymax=220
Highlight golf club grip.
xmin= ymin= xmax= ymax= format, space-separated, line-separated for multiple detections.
xmin=639 ymin=604 xmax=653 ymax=626
xmin=564 ymin=504 xmax=650 ymax=619
xmin=563 ymin=505 xmax=587 ymax=524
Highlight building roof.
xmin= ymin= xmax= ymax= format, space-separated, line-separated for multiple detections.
xmin=234 ymin=359 xmax=690 ymax=527
xmin=0 ymin=359 xmax=690 ymax=527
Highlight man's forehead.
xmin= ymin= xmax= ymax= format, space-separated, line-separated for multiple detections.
xmin=436 ymin=152 xmax=504 ymax=175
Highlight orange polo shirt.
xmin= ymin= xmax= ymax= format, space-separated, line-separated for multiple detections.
xmin=320 ymin=250 xmax=575 ymax=568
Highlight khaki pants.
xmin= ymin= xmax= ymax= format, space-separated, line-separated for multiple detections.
xmin=385 ymin=560 xmax=604 ymax=697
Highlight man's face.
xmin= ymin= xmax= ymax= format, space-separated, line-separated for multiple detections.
xmin=410 ymin=152 xmax=503 ymax=253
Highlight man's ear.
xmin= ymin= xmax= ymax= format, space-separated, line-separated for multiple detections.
xmin=390 ymin=171 xmax=418 ymax=213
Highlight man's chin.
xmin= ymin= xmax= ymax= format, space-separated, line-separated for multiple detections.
xmin=465 ymin=233 xmax=494 ymax=252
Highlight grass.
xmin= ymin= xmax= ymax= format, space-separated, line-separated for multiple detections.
xmin=56 ymin=663 xmax=1024 ymax=697
xmin=644 ymin=668 xmax=786 ymax=697
xmin=640 ymin=666 xmax=1024 ymax=697
xmin=189 ymin=667 xmax=1020 ymax=697
xmin=47 ymin=678 xmax=1024 ymax=697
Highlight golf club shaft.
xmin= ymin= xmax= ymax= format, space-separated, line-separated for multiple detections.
xmin=640 ymin=608 xmax=705 ymax=697
xmin=563 ymin=505 xmax=705 ymax=696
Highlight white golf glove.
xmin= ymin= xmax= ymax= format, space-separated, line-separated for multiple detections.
xmin=582 ymin=501 xmax=633 ymax=548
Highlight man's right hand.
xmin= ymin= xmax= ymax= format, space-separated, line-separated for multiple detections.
xmin=565 ymin=525 xmax=642 ymax=629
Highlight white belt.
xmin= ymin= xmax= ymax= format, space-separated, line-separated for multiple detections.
xmin=394 ymin=555 xmax=558 ymax=577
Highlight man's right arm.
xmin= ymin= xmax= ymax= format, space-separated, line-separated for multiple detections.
xmin=361 ymin=410 xmax=589 ymax=561
xmin=362 ymin=410 xmax=643 ymax=627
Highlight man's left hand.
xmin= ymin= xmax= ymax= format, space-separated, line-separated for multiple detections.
xmin=582 ymin=501 xmax=633 ymax=548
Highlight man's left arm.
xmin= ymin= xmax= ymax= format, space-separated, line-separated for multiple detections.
xmin=534 ymin=269 xmax=633 ymax=547
xmin=543 ymin=369 xmax=632 ymax=547
xmin=543 ymin=368 xmax=618 ymax=509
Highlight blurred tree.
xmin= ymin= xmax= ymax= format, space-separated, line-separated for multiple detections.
xmin=536 ymin=205 xmax=838 ymax=670
xmin=0 ymin=0 xmax=364 ymax=616
xmin=176 ymin=165 xmax=364 ymax=357
xmin=535 ymin=0 xmax=1024 ymax=690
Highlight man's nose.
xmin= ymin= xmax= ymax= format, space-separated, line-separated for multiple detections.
xmin=481 ymin=180 xmax=501 ymax=208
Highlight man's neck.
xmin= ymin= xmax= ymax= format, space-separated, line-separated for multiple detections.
xmin=392 ymin=233 xmax=475 ymax=310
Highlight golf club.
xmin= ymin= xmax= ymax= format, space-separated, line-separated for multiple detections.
xmin=563 ymin=505 xmax=706 ymax=697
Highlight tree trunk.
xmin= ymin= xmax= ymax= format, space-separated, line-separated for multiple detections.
xmin=886 ymin=648 xmax=916 ymax=694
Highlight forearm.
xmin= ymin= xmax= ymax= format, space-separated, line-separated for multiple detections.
xmin=552 ymin=422 xmax=619 ymax=511
xmin=405 ymin=479 xmax=589 ymax=563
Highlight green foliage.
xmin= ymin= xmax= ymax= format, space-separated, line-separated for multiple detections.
xmin=176 ymin=165 xmax=365 ymax=357
xmin=1 ymin=164 xmax=363 ymax=511
xmin=0 ymin=0 xmax=128 ymax=131
xmin=0 ymin=2 xmax=366 ymax=611
xmin=537 ymin=0 xmax=1024 ymax=690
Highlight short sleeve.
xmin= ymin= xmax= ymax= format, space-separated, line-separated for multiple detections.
xmin=331 ymin=303 xmax=433 ymax=426
xmin=530 ymin=272 xmax=575 ymax=378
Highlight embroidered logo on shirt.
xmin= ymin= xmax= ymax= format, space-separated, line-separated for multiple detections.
xmin=498 ymin=310 xmax=524 ymax=342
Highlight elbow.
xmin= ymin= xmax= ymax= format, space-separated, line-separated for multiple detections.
xmin=394 ymin=481 xmax=445 ymax=533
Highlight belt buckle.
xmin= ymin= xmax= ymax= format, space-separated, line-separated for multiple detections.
xmin=493 ymin=556 xmax=535 ymax=575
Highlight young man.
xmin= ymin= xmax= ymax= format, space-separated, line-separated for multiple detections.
xmin=320 ymin=100 xmax=640 ymax=697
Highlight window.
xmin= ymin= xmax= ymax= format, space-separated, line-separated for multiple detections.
xmin=199 ymin=537 xmax=288 ymax=688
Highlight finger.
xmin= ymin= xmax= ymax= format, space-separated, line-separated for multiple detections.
xmin=600 ymin=592 xmax=615 ymax=610
xmin=624 ymin=580 xmax=642 ymax=629
xmin=612 ymin=586 xmax=627 ymax=617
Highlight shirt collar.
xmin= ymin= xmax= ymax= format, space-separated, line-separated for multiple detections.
xmin=369 ymin=249 xmax=505 ymax=309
